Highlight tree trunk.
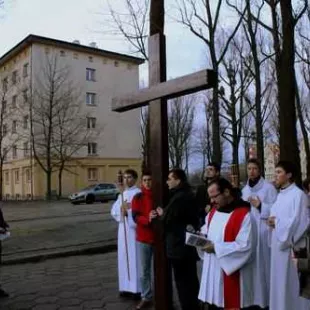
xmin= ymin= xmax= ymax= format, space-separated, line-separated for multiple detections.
xmin=58 ymin=167 xmax=63 ymax=199
xmin=246 ymin=2 xmax=265 ymax=174
xmin=211 ymin=77 xmax=221 ymax=164
xmin=295 ymin=73 xmax=310 ymax=179
xmin=278 ymin=0 xmax=301 ymax=184
xmin=46 ymin=169 xmax=52 ymax=200
xmin=0 ymin=161 xmax=3 ymax=201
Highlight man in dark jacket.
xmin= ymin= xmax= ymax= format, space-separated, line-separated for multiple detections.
xmin=195 ymin=163 xmax=221 ymax=227
xmin=150 ymin=168 xmax=200 ymax=310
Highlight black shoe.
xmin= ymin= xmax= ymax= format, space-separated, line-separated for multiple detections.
xmin=119 ymin=291 xmax=132 ymax=298
xmin=0 ymin=289 xmax=9 ymax=298
xmin=131 ymin=293 xmax=141 ymax=301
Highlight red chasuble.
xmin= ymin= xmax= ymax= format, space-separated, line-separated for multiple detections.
xmin=208 ymin=207 xmax=249 ymax=309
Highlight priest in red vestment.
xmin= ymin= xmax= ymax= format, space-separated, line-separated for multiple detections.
xmin=198 ymin=178 xmax=257 ymax=310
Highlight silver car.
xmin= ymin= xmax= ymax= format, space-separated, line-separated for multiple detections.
xmin=69 ymin=183 xmax=119 ymax=205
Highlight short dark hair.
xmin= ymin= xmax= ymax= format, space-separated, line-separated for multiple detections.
xmin=208 ymin=177 xmax=241 ymax=199
xmin=124 ymin=169 xmax=138 ymax=180
xmin=141 ymin=170 xmax=152 ymax=178
xmin=275 ymin=161 xmax=296 ymax=181
xmin=207 ymin=162 xmax=221 ymax=172
xmin=247 ymin=158 xmax=261 ymax=171
xmin=169 ymin=168 xmax=188 ymax=184
xmin=302 ymin=178 xmax=310 ymax=192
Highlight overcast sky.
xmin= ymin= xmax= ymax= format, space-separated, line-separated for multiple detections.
xmin=0 ymin=0 xmax=229 ymax=170
xmin=0 ymin=0 xmax=207 ymax=79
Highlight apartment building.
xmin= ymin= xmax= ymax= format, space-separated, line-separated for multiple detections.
xmin=0 ymin=35 xmax=144 ymax=199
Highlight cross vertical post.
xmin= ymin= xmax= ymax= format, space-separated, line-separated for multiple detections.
xmin=148 ymin=33 xmax=173 ymax=310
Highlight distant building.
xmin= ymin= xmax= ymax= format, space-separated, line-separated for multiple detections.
xmin=0 ymin=35 xmax=144 ymax=199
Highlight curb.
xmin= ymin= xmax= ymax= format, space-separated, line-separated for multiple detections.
xmin=1 ymin=243 xmax=117 ymax=266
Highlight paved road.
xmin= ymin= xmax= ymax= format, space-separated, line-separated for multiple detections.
xmin=0 ymin=201 xmax=117 ymax=262
xmin=0 ymin=252 xmax=188 ymax=310
xmin=0 ymin=252 xmax=138 ymax=310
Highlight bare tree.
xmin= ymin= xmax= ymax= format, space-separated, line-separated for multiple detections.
xmin=296 ymin=9 xmax=310 ymax=178
xmin=168 ymin=95 xmax=195 ymax=169
xmin=52 ymin=99 xmax=101 ymax=198
xmin=219 ymin=36 xmax=254 ymax=184
xmin=249 ymin=0 xmax=308 ymax=184
xmin=175 ymin=0 xmax=246 ymax=164
xmin=99 ymin=0 xmax=149 ymax=59
xmin=30 ymin=54 xmax=93 ymax=199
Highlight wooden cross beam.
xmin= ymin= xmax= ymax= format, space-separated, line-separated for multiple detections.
xmin=112 ymin=69 xmax=217 ymax=112
xmin=111 ymin=32 xmax=216 ymax=310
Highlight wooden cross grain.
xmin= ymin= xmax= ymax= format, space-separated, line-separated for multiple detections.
xmin=111 ymin=4 xmax=216 ymax=310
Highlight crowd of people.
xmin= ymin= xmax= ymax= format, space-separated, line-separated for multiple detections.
xmin=111 ymin=160 xmax=310 ymax=310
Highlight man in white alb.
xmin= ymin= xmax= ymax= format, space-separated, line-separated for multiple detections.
xmin=111 ymin=169 xmax=141 ymax=299
xmin=268 ymin=161 xmax=310 ymax=310
xmin=242 ymin=159 xmax=277 ymax=309
xmin=198 ymin=178 xmax=256 ymax=310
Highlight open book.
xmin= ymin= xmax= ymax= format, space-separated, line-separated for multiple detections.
xmin=0 ymin=231 xmax=10 ymax=241
xmin=185 ymin=232 xmax=209 ymax=248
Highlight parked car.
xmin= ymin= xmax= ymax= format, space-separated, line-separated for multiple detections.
xmin=69 ymin=183 xmax=119 ymax=205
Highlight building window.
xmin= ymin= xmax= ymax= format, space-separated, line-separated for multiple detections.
xmin=88 ymin=56 xmax=93 ymax=62
xmin=4 ymin=172 xmax=9 ymax=185
xmin=14 ymin=170 xmax=19 ymax=184
xmin=88 ymin=168 xmax=98 ymax=181
xmin=2 ymin=100 xmax=6 ymax=114
xmin=23 ymin=63 xmax=29 ymax=78
xmin=88 ymin=143 xmax=97 ymax=155
xmin=60 ymin=50 xmax=66 ymax=57
xmin=12 ymin=120 xmax=17 ymax=133
xmin=12 ymin=95 xmax=17 ymax=108
xmin=2 ymin=124 xmax=7 ymax=136
xmin=23 ymin=89 xmax=28 ymax=103
xmin=25 ymin=169 xmax=31 ymax=182
xmin=24 ymin=142 xmax=29 ymax=157
xmin=12 ymin=70 xmax=18 ymax=85
xmin=87 ymin=117 xmax=96 ymax=129
xmin=23 ymin=115 xmax=29 ymax=129
xmin=2 ymin=77 xmax=8 ymax=93
xmin=12 ymin=145 xmax=17 ymax=159
xmin=114 ymin=61 xmax=119 ymax=67
xmin=86 ymin=68 xmax=96 ymax=81
xmin=86 ymin=92 xmax=96 ymax=105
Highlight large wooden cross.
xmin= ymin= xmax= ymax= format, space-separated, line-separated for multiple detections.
xmin=111 ymin=4 xmax=216 ymax=309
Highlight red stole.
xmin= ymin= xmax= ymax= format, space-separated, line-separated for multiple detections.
xmin=207 ymin=207 xmax=249 ymax=309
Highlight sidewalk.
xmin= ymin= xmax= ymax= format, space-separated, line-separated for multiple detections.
xmin=0 ymin=252 xmax=183 ymax=310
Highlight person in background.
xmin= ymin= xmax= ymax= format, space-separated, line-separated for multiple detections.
xmin=111 ymin=169 xmax=141 ymax=300
xmin=150 ymin=168 xmax=200 ymax=310
xmin=303 ymin=179 xmax=310 ymax=196
xmin=196 ymin=162 xmax=221 ymax=226
xmin=242 ymin=159 xmax=278 ymax=309
xmin=131 ymin=171 xmax=154 ymax=309
xmin=0 ymin=207 xmax=9 ymax=298
xmin=268 ymin=161 xmax=310 ymax=310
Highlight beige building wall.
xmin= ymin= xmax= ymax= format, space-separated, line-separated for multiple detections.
xmin=0 ymin=35 xmax=143 ymax=199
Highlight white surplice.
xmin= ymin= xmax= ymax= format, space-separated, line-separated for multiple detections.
xmin=270 ymin=183 xmax=310 ymax=310
xmin=242 ymin=177 xmax=278 ymax=308
xmin=198 ymin=211 xmax=255 ymax=308
xmin=111 ymin=185 xmax=141 ymax=293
